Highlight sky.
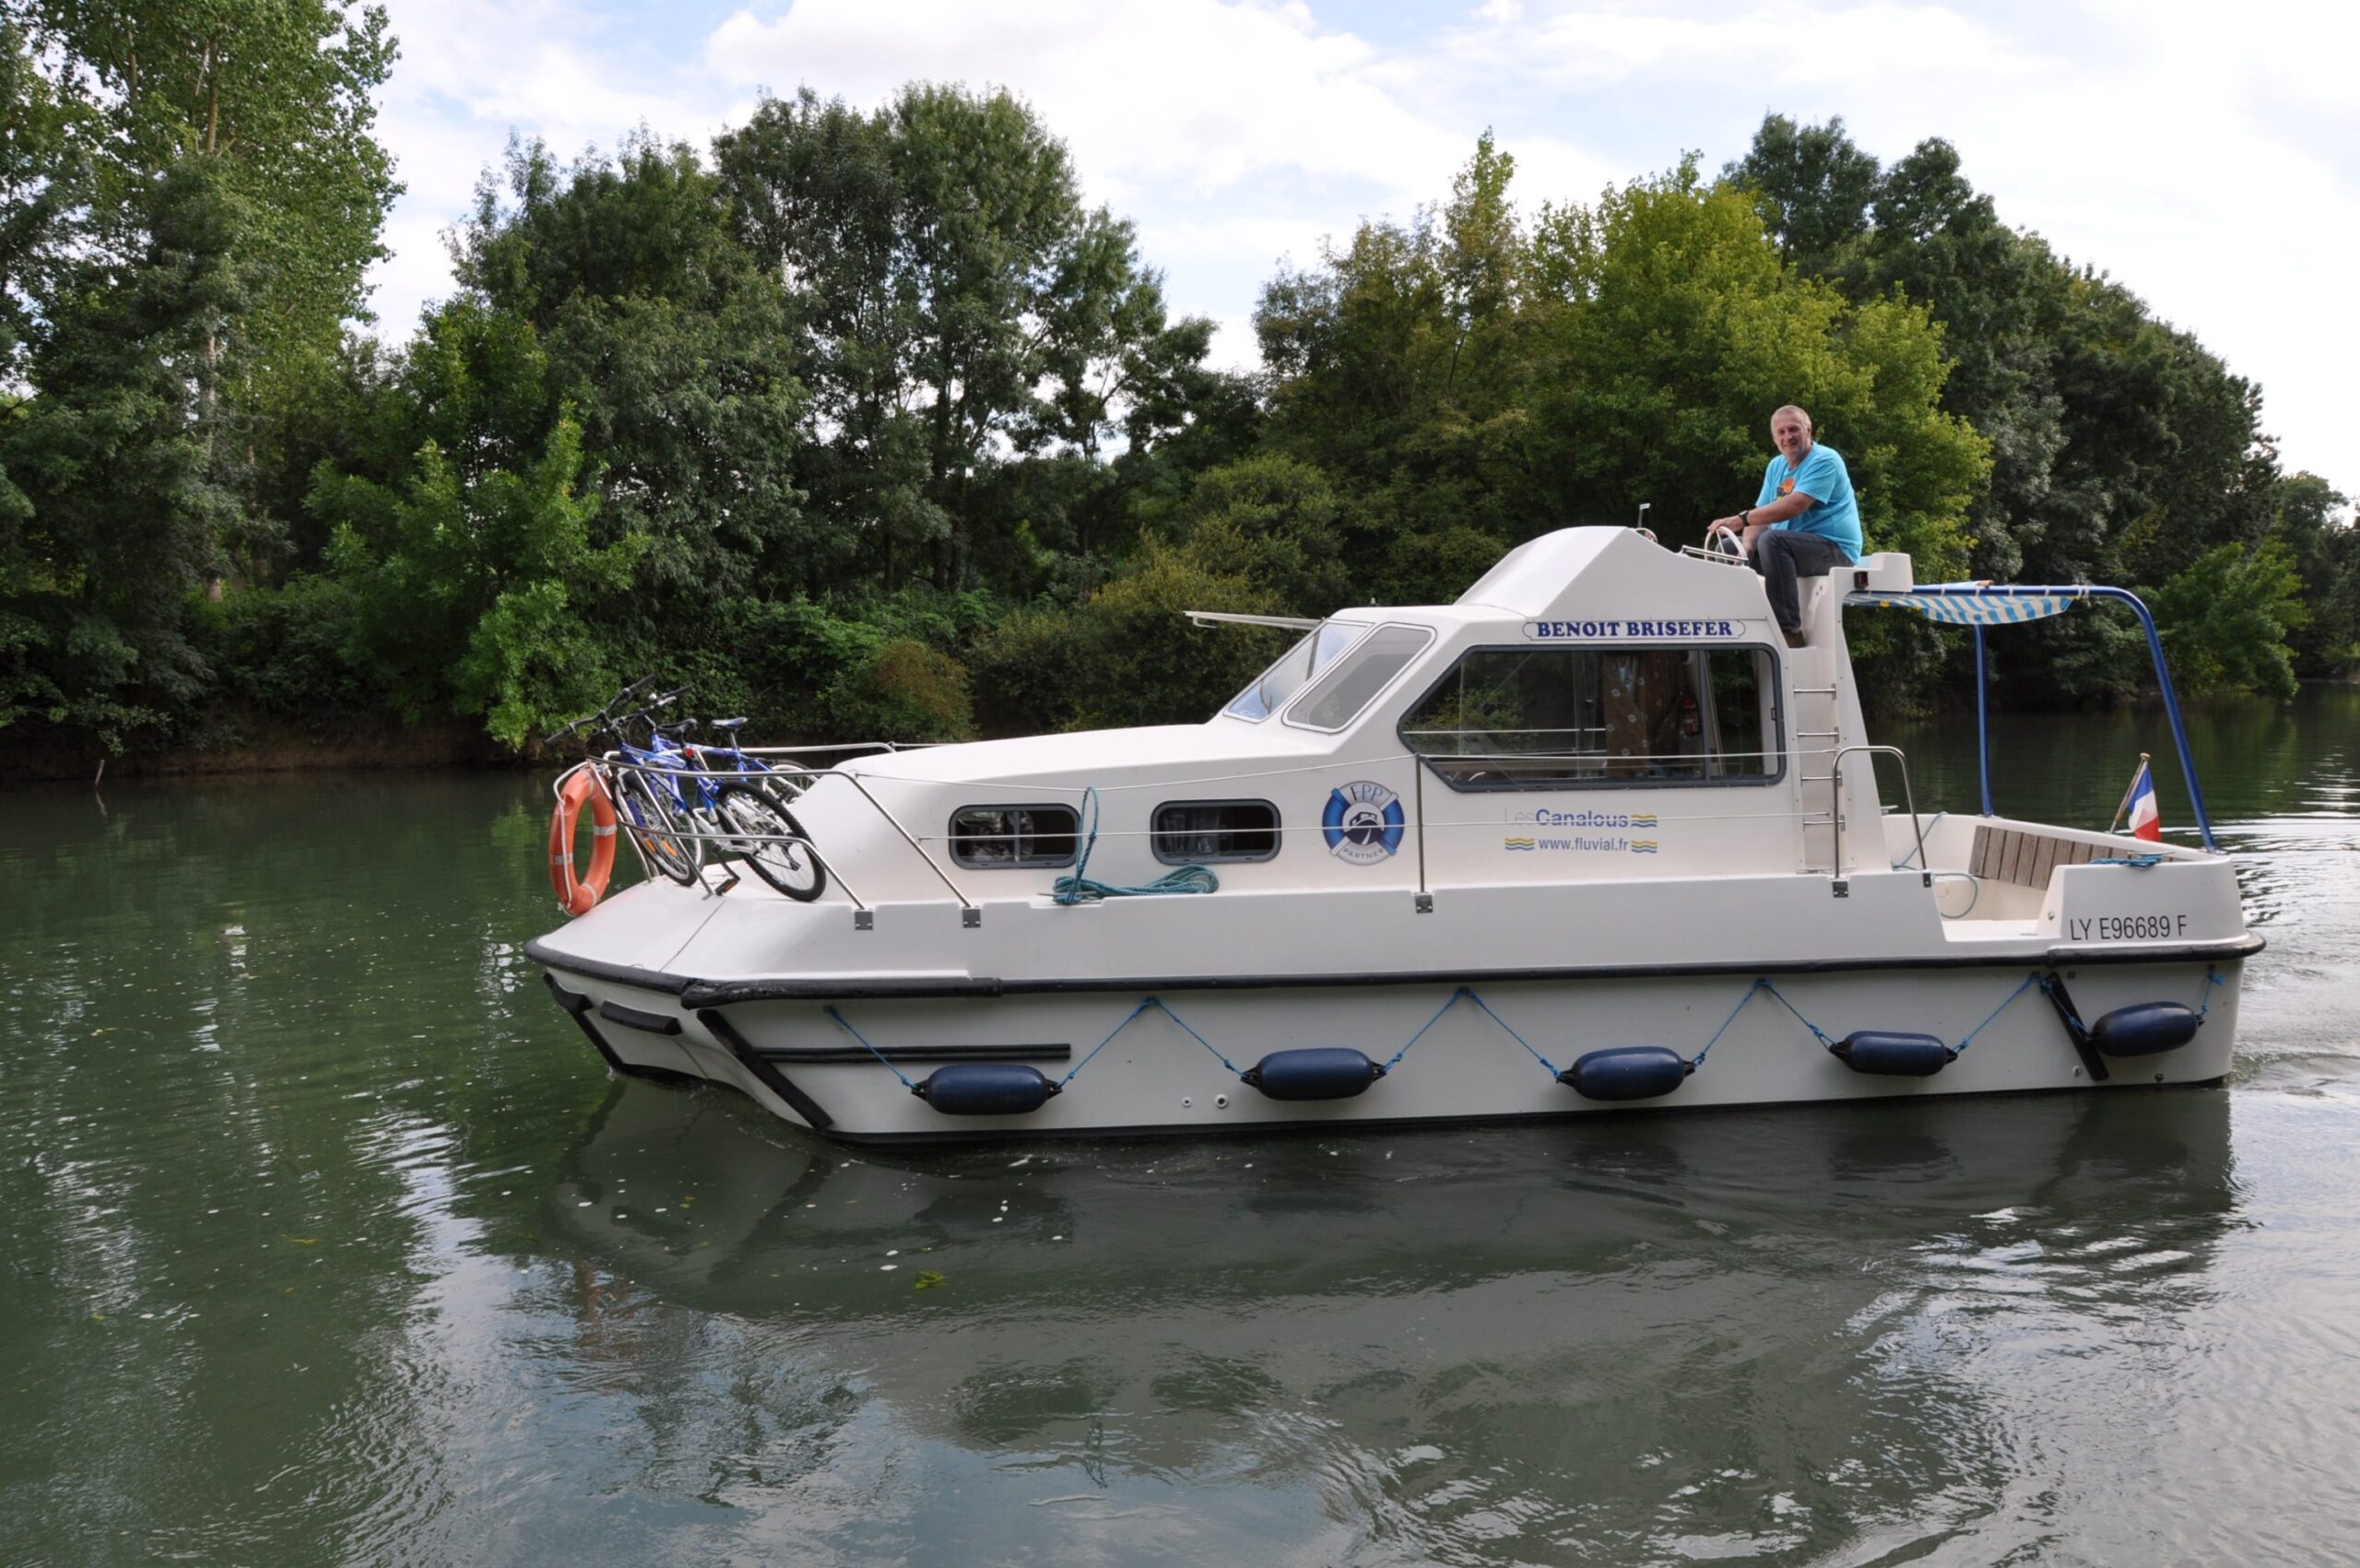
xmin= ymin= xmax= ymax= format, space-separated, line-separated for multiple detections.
xmin=365 ymin=0 xmax=2360 ymax=502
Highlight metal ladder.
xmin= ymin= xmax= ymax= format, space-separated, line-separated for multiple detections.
xmin=1793 ymin=679 xmax=1843 ymax=874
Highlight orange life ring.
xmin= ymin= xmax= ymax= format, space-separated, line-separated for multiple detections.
xmin=549 ymin=770 xmax=619 ymax=915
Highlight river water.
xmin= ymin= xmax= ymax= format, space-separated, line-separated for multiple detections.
xmin=4 ymin=692 xmax=2356 ymax=1567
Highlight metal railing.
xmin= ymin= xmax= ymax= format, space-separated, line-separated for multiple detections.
xmin=1828 ymin=745 xmax=1929 ymax=898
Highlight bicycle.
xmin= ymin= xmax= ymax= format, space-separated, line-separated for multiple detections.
xmin=547 ymin=681 xmax=704 ymax=888
xmin=654 ymin=713 xmax=829 ymax=902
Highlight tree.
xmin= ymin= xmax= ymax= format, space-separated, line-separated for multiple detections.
xmin=2151 ymin=539 xmax=2307 ymax=701
xmin=716 ymin=84 xmax=1215 ymax=592
xmin=0 ymin=158 xmax=242 ymax=744
xmin=1724 ymin=112 xmax=1879 ymax=280
xmin=321 ymin=409 xmax=643 ymax=747
xmin=24 ymin=0 xmax=398 ymax=371
xmin=1729 ymin=114 xmax=2289 ymax=702
xmin=2270 ymin=472 xmax=2360 ymax=678
xmin=450 ymin=135 xmax=819 ymax=607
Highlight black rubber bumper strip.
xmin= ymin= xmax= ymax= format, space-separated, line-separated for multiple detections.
xmin=598 ymin=999 xmax=682 ymax=1035
xmin=545 ymin=972 xmax=632 ymax=1077
xmin=698 ymin=1009 xmax=833 ymax=1131
xmin=755 ymin=1043 xmax=1072 ymax=1065
xmin=523 ymin=938 xmax=690 ymax=995
xmin=534 ymin=933 xmax=2265 ymax=1008
xmin=671 ymin=934 xmax=2266 ymax=1007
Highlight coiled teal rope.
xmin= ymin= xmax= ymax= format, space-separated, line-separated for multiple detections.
xmin=1051 ymin=786 xmax=1221 ymax=904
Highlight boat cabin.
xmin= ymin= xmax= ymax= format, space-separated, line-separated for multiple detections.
xmin=788 ymin=526 xmax=1928 ymax=904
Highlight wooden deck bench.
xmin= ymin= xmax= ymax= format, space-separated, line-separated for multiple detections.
xmin=1969 ymin=824 xmax=2105 ymax=890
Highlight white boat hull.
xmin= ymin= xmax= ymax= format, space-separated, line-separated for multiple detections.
xmin=529 ymin=872 xmax=2251 ymax=1144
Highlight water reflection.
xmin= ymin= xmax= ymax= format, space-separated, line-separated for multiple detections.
xmin=525 ymin=1083 xmax=2238 ymax=1563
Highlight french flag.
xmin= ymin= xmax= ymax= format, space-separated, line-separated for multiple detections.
xmin=2125 ymin=760 xmax=2162 ymax=843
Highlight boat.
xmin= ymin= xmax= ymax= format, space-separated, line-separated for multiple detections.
xmin=525 ymin=527 xmax=2260 ymax=1143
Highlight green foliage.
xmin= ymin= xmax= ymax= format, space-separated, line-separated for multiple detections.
xmin=836 ymin=639 xmax=975 ymax=742
xmin=10 ymin=68 xmax=2346 ymax=760
xmin=690 ymin=587 xmax=992 ymax=743
xmin=184 ymin=573 xmax=377 ymax=731
xmin=717 ymin=85 xmax=1217 ymax=591
xmin=1261 ymin=141 xmax=1986 ymax=620
xmin=972 ymin=543 xmax=1286 ymax=733
xmin=2152 ymin=541 xmax=2309 ymax=701
xmin=1162 ymin=454 xmax=1351 ymax=614
xmin=1729 ymin=116 xmax=2283 ymax=701
xmin=25 ymin=0 xmax=399 ymax=371
xmin=2269 ymin=474 xmax=2360 ymax=677
xmin=323 ymin=412 xmax=643 ymax=746
xmin=0 ymin=157 xmax=242 ymax=746
xmin=452 ymin=135 xmax=820 ymax=606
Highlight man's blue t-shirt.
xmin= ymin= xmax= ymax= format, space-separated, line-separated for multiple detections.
xmin=1756 ymin=443 xmax=1862 ymax=561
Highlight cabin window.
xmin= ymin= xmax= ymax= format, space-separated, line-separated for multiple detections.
xmin=1284 ymin=624 xmax=1435 ymax=731
xmin=1398 ymin=646 xmax=1782 ymax=790
xmin=949 ymin=805 xmax=1081 ymax=867
xmin=1151 ymin=800 xmax=1280 ymax=864
xmin=1222 ymin=621 xmax=1370 ymax=721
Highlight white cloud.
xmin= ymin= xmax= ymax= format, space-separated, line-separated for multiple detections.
xmin=702 ymin=0 xmax=1465 ymax=196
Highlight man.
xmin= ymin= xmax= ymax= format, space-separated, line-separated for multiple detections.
xmin=1706 ymin=406 xmax=1861 ymax=648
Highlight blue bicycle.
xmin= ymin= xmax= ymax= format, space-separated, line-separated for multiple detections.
xmin=655 ymin=712 xmax=827 ymax=902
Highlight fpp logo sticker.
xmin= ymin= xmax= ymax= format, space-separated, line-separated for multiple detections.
xmin=1324 ymin=781 xmax=1405 ymax=865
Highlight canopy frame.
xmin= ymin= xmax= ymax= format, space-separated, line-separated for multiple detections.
xmin=1845 ymin=584 xmax=2219 ymax=854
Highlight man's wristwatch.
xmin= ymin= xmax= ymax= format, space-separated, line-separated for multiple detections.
xmin=1740 ymin=509 xmax=1751 ymax=525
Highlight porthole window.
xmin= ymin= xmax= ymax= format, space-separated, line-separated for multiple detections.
xmin=1151 ymin=800 xmax=1280 ymax=864
xmin=949 ymin=805 xmax=1080 ymax=867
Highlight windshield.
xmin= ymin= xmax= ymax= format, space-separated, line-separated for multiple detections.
xmin=1285 ymin=624 xmax=1434 ymax=731
xmin=1221 ymin=620 xmax=1368 ymax=721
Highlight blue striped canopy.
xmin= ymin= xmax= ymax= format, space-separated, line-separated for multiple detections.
xmin=1846 ymin=590 xmax=2083 ymax=625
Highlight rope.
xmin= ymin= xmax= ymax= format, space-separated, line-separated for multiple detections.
xmin=1953 ymin=973 xmax=2040 ymax=1054
xmin=2036 ymin=973 xmax=2087 ymax=1035
xmin=1892 ymin=811 xmax=1948 ymax=869
xmin=2089 ymin=854 xmax=2165 ymax=867
xmin=1693 ymin=979 xmax=1772 ymax=1067
xmin=1058 ymin=998 xmax=1159 ymax=1088
xmin=824 ymin=1006 xmax=915 ymax=1091
xmin=1383 ymin=988 xmax=1478 ymax=1074
xmin=1756 ymin=980 xmax=1839 ymax=1050
xmin=1051 ymin=786 xmax=1221 ymax=904
xmin=1139 ymin=997 xmax=1249 ymax=1079
xmin=2194 ymin=965 xmax=2224 ymax=1022
xmin=1459 ymin=989 xmax=1564 ymax=1078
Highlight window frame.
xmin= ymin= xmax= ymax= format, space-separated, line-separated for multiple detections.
xmin=1280 ymin=622 xmax=1437 ymax=734
xmin=1396 ymin=642 xmax=1788 ymax=794
xmin=1220 ymin=619 xmax=1375 ymax=723
xmin=947 ymin=803 xmax=1083 ymax=868
xmin=1149 ymin=798 xmax=1283 ymax=866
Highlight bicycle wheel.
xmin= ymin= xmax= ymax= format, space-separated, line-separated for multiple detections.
xmin=715 ymin=784 xmax=827 ymax=902
xmin=619 ymin=770 xmax=703 ymax=886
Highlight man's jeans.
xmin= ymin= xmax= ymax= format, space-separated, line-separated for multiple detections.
xmin=1752 ymin=531 xmax=1854 ymax=633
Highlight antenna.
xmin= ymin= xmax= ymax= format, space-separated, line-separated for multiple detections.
xmin=1634 ymin=501 xmax=1654 ymax=542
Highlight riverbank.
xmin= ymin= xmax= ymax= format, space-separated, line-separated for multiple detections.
xmin=8 ymin=680 xmax=2348 ymax=788
xmin=0 ymin=714 xmax=516 ymax=786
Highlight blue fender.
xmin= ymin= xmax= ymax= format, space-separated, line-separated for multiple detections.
xmin=1243 ymin=1047 xmax=1386 ymax=1102
xmin=1559 ymin=1046 xmax=1693 ymax=1102
xmin=2090 ymin=1001 xmax=2201 ymax=1056
xmin=914 ymin=1064 xmax=1060 ymax=1115
xmin=1832 ymin=1032 xmax=1955 ymax=1078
